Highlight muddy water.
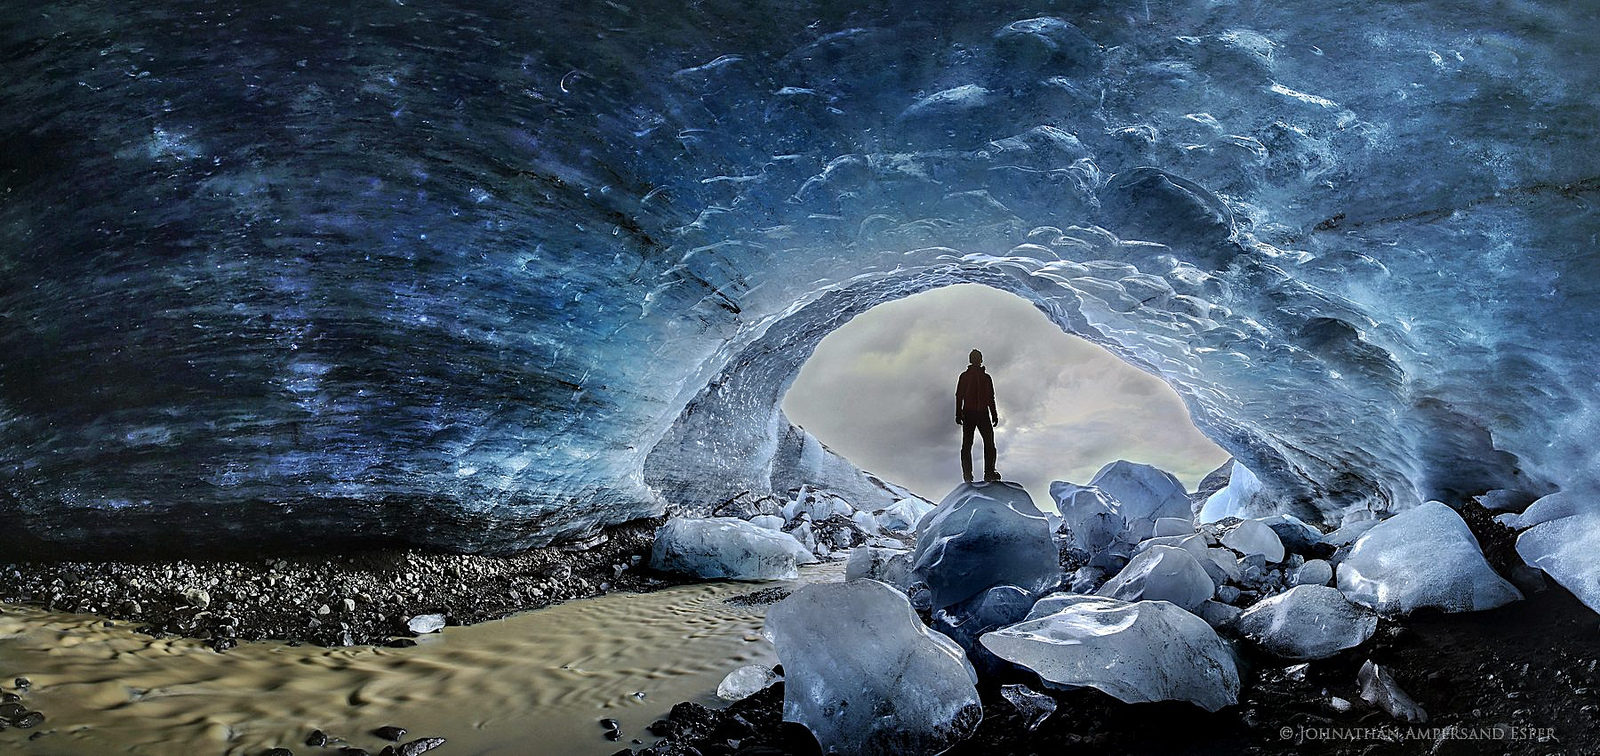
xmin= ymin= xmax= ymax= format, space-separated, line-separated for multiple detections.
xmin=0 ymin=564 xmax=842 ymax=756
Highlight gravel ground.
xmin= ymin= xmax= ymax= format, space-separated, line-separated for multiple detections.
xmin=0 ymin=517 xmax=682 ymax=648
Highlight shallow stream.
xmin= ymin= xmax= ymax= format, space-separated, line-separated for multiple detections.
xmin=0 ymin=563 xmax=841 ymax=756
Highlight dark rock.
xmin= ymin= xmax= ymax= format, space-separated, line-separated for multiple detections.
xmin=379 ymin=748 xmax=397 ymax=756
xmin=339 ymin=749 xmax=370 ymax=756
xmin=610 ymin=750 xmax=633 ymax=756
xmin=398 ymin=737 xmax=446 ymax=756
xmin=1 ymin=692 xmax=18 ymax=702
xmin=263 ymin=749 xmax=294 ymax=756
xmin=0 ymin=702 xmax=25 ymax=719
xmin=305 ymin=729 xmax=327 ymax=747
xmin=374 ymin=725 xmax=408 ymax=741
xmin=209 ymin=637 xmax=238 ymax=652
xmin=13 ymin=677 xmax=30 ymax=690
xmin=606 ymin=730 xmax=622 ymax=741
xmin=600 ymin=718 xmax=620 ymax=731
xmin=15 ymin=711 xmax=45 ymax=728
xmin=384 ymin=638 xmax=418 ymax=648
xmin=646 ymin=719 xmax=674 ymax=736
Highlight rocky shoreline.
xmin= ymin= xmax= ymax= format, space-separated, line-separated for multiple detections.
xmin=0 ymin=517 xmax=683 ymax=648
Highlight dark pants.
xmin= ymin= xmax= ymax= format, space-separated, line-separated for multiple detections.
xmin=960 ymin=410 xmax=997 ymax=481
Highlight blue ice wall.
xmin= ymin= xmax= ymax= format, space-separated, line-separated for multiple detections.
xmin=1 ymin=0 xmax=1595 ymax=556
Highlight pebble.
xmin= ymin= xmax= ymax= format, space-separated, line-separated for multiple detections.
xmin=14 ymin=677 xmax=30 ymax=690
xmin=375 ymin=725 xmax=408 ymax=741
xmin=263 ymin=749 xmax=294 ymax=756
xmin=306 ymin=729 xmax=328 ymax=746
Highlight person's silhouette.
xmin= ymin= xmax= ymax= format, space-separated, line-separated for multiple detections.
xmin=955 ymin=349 xmax=1000 ymax=483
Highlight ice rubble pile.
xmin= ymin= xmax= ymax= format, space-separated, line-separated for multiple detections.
xmin=761 ymin=457 xmax=1561 ymax=753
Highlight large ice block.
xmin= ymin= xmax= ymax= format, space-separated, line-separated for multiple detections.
xmin=1095 ymin=544 xmax=1215 ymax=610
xmin=1515 ymin=510 xmax=1600 ymax=615
xmin=1237 ymin=585 xmax=1377 ymax=660
xmin=649 ymin=517 xmax=817 ymax=580
xmin=1336 ymin=502 xmax=1521 ymax=614
xmin=981 ymin=595 xmax=1240 ymax=711
xmin=909 ymin=483 xmax=1062 ymax=610
xmin=766 ymin=580 xmax=982 ymax=756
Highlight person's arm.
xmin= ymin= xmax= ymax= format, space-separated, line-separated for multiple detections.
xmin=955 ymin=374 xmax=965 ymax=424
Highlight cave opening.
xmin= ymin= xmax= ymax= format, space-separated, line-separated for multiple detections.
xmin=781 ymin=283 xmax=1230 ymax=510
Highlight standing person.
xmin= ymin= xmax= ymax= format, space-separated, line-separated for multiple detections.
xmin=955 ymin=349 xmax=1000 ymax=483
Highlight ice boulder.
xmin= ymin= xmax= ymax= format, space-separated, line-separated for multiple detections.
xmin=1236 ymin=585 xmax=1378 ymax=660
xmin=931 ymin=584 xmax=1035 ymax=652
xmin=876 ymin=498 xmax=935 ymax=533
xmin=1516 ymin=510 xmax=1600 ymax=615
xmin=1052 ymin=484 xmax=1127 ymax=558
xmin=981 ymin=595 xmax=1240 ymax=711
xmin=1153 ymin=517 xmax=1194 ymax=537
xmin=748 ymin=514 xmax=786 ymax=531
xmin=1198 ymin=461 xmax=1273 ymax=523
xmin=766 ymin=580 xmax=982 ymax=756
xmin=1336 ymin=502 xmax=1521 ymax=614
xmin=1294 ymin=559 xmax=1334 ymax=586
xmin=1095 ymin=545 xmax=1214 ymax=611
xmin=1221 ymin=519 xmax=1286 ymax=563
xmin=1089 ymin=460 xmax=1192 ymax=540
xmin=649 ymin=517 xmax=817 ymax=580
xmin=909 ymin=482 xmax=1061 ymax=610
xmin=846 ymin=546 xmax=912 ymax=585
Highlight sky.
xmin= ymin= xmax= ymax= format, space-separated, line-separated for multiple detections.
xmin=782 ymin=284 xmax=1230 ymax=510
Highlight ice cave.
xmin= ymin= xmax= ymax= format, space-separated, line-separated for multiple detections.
xmin=0 ymin=0 xmax=1596 ymax=754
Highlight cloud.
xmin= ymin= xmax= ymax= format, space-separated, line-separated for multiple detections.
xmin=783 ymin=284 xmax=1229 ymax=508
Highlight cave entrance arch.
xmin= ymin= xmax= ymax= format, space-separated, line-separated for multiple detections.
xmin=642 ymin=266 xmax=1255 ymax=520
xmin=781 ymin=283 xmax=1230 ymax=511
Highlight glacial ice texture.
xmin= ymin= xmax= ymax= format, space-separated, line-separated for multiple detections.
xmin=1 ymin=0 xmax=1596 ymax=556
xmin=1095 ymin=544 xmax=1215 ymax=611
xmin=1336 ymin=502 xmax=1520 ymax=614
xmin=766 ymin=580 xmax=982 ymax=756
xmin=982 ymin=595 xmax=1240 ymax=711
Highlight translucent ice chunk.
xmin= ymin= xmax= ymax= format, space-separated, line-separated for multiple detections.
xmin=1358 ymin=660 xmax=1428 ymax=723
xmin=649 ymin=517 xmax=817 ymax=580
xmin=876 ymin=498 xmax=935 ymax=533
xmin=1088 ymin=461 xmax=1193 ymax=540
xmin=748 ymin=514 xmax=785 ymax=531
xmin=1294 ymin=559 xmax=1334 ymax=586
xmin=998 ymin=683 xmax=1056 ymax=732
xmin=1336 ymin=502 xmax=1521 ymax=614
xmin=846 ymin=546 xmax=911 ymax=585
xmin=909 ymin=483 xmax=1062 ymax=610
xmin=1052 ymin=483 xmax=1127 ymax=557
xmin=1095 ymin=544 xmax=1215 ymax=610
xmin=1515 ymin=510 xmax=1600 ymax=615
xmin=982 ymin=595 xmax=1240 ymax=711
xmin=1237 ymin=585 xmax=1377 ymax=660
xmin=717 ymin=664 xmax=779 ymax=701
xmin=1153 ymin=516 xmax=1194 ymax=537
xmin=766 ymin=580 xmax=982 ymax=756
xmin=1221 ymin=519 xmax=1285 ymax=563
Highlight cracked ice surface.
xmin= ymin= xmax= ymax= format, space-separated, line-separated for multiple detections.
xmin=1 ymin=0 xmax=1596 ymax=556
